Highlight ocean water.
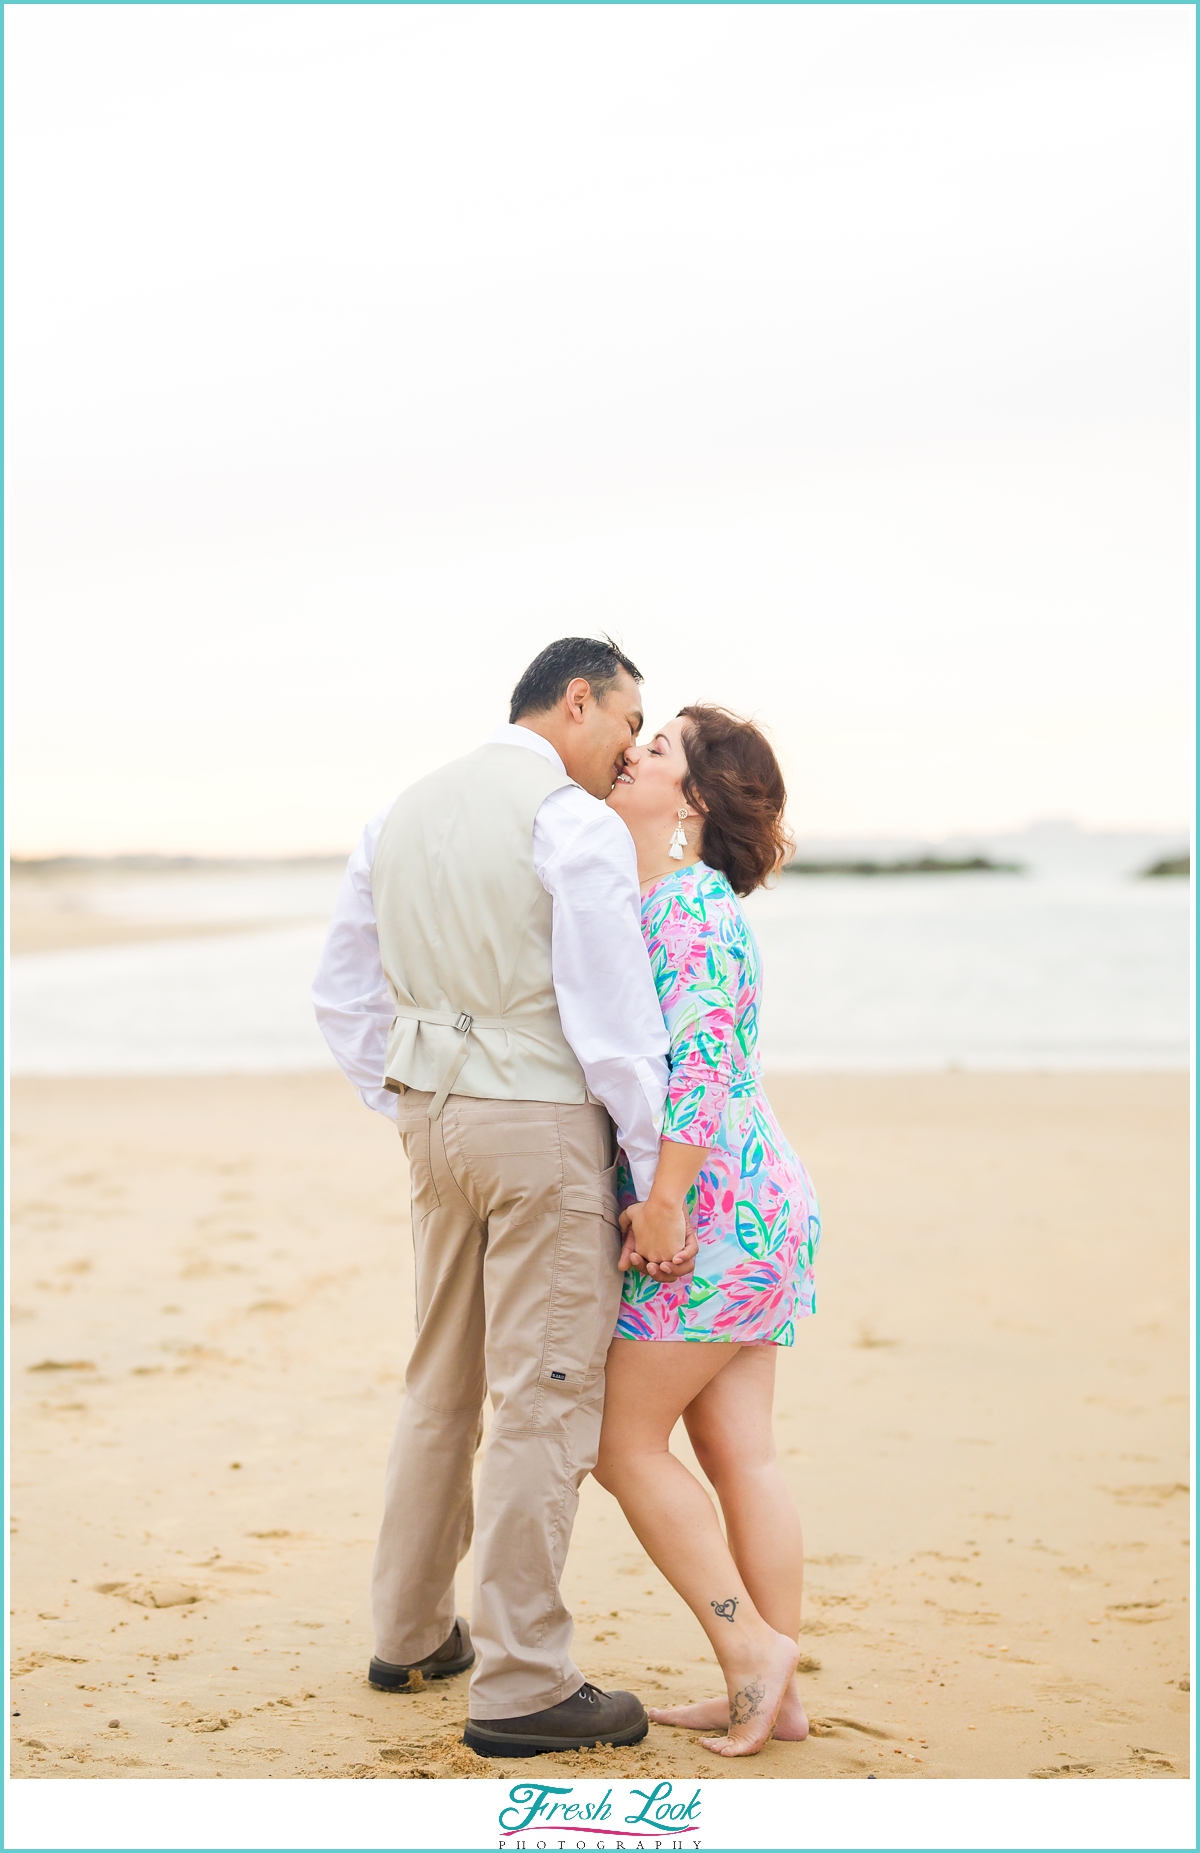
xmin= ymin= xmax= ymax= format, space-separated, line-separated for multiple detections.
xmin=743 ymin=870 xmax=1188 ymax=1070
xmin=10 ymin=922 xmax=336 ymax=1075
xmin=9 ymin=835 xmax=1190 ymax=1075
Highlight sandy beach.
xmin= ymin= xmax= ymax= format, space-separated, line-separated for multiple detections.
xmin=9 ymin=1068 xmax=1189 ymax=1782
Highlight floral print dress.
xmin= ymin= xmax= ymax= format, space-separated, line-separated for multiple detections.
xmin=615 ymin=862 xmax=820 ymax=1346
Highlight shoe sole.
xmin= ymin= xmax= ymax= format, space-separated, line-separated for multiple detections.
xmin=368 ymin=1652 xmax=475 ymax=1692
xmin=462 ymin=1717 xmax=649 ymax=1758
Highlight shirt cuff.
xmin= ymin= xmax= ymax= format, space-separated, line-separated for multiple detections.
xmin=623 ymin=1138 xmax=660 ymax=1205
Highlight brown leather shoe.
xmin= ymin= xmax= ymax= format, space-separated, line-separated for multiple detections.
xmin=368 ymin=1617 xmax=474 ymax=1691
xmin=463 ymin=1681 xmax=648 ymax=1757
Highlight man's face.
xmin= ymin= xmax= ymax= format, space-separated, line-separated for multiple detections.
xmin=564 ymin=668 xmax=644 ymax=798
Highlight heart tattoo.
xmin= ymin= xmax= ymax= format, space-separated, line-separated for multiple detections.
xmin=710 ymin=1598 xmax=739 ymax=1622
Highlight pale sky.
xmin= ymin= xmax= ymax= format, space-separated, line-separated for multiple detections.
xmin=7 ymin=3 xmax=1193 ymax=856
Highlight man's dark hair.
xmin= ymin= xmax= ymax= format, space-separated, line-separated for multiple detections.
xmin=509 ymin=636 xmax=643 ymax=724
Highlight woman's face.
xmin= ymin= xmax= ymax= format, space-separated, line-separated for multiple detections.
xmin=606 ymin=716 xmax=691 ymax=826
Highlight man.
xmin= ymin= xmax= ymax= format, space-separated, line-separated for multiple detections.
xmin=312 ymin=636 xmax=690 ymax=1757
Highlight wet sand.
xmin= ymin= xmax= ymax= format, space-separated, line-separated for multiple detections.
xmin=9 ymin=1070 xmax=1190 ymax=1781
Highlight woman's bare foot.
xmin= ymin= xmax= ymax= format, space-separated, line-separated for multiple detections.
xmin=648 ymin=1696 xmax=730 ymax=1732
xmin=648 ymin=1677 xmax=809 ymax=1740
xmin=698 ymin=1629 xmax=801 ymax=1757
xmin=767 ymin=1684 xmax=809 ymax=1741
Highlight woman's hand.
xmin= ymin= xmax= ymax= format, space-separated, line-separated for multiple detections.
xmin=618 ymin=1202 xmax=700 ymax=1280
xmin=617 ymin=1139 xmax=709 ymax=1281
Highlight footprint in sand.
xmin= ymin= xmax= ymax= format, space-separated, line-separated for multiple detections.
xmin=95 ymin=1580 xmax=204 ymax=1608
xmin=811 ymin=1715 xmax=895 ymax=1741
xmin=1107 ymin=1600 xmax=1168 ymax=1624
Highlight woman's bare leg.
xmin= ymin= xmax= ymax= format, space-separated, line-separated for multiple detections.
xmin=648 ymin=1345 xmax=808 ymax=1739
xmin=594 ymin=1338 xmax=799 ymax=1757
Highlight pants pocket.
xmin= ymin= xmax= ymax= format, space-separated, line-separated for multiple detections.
xmin=560 ymin=1158 xmax=620 ymax=1227
xmin=537 ymin=1183 xmax=623 ymax=1429
xmin=397 ymin=1110 xmax=441 ymax=1215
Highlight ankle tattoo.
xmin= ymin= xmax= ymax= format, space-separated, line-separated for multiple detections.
xmin=710 ymin=1598 xmax=738 ymax=1622
xmin=730 ymin=1678 xmax=766 ymax=1726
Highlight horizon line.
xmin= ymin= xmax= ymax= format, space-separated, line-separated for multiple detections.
xmin=8 ymin=819 xmax=1193 ymax=870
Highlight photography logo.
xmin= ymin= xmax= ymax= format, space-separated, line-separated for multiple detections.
xmin=498 ymin=1779 xmax=703 ymax=1848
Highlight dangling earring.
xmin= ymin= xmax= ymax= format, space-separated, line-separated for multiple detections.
xmin=668 ymin=808 xmax=689 ymax=860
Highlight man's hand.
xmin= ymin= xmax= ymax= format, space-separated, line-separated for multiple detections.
xmin=618 ymin=1200 xmax=699 ymax=1281
xmin=617 ymin=1221 xmax=644 ymax=1274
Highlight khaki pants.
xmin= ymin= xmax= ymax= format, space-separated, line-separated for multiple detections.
xmin=371 ymin=1090 xmax=622 ymax=1720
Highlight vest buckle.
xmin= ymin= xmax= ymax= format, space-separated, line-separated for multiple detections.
xmin=454 ymin=1011 xmax=474 ymax=1034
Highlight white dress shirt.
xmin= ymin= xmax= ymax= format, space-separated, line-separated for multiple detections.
xmin=311 ymin=725 xmax=668 ymax=1200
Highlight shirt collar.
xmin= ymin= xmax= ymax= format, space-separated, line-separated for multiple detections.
xmin=485 ymin=723 xmax=568 ymax=778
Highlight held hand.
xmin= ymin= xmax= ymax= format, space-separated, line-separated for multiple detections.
xmin=645 ymin=1215 xmax=699 ymax=1282
xmin=618 ymin=1200 xmax=699 ymax=1280
xmin=617 ymin=1224 xmax=645 ymax=1274
xmin=619 ymin=1198 xmax=684 ymax=1266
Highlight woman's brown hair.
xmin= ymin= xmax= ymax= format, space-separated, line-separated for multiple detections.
xmin=677 ymin=704 xmax=791 ymax=897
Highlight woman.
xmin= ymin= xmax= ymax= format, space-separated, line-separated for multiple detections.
xmin=594 ymin=704 xmax=821 ymax=1758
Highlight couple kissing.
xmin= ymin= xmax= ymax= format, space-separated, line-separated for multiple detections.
xmin=313 ymin=634 xmax=821 ymax=1759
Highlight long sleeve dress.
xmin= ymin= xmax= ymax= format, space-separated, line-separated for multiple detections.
xmin=615 ymin=862 xmax=821 ymax=1346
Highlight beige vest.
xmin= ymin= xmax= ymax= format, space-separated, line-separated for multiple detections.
xmin=371 ymin=743 xmax=590 ymax=1119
